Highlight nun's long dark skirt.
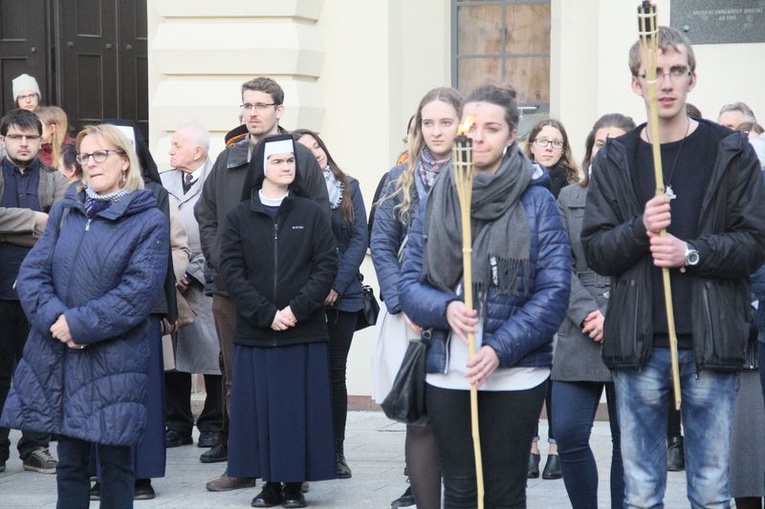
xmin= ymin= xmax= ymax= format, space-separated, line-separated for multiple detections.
xmin=132 ymin=318 xmax=166 ymax=478
xmin=228 ymin=342 xmax=336 ymax=483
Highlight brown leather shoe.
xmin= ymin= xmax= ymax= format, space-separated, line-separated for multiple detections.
xmin=206 ymin=470 xmax=257 ymax=492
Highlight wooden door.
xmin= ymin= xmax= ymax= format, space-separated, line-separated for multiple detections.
xmin=0 ymin=0 xmax=148 ymax=137
xmin=0 ymin=0 xmax=50 ymax=114
xmin=117 ymin=0 xmax=149 ymax=138
xmin=57 ymin=0 xmax=120 ymax=131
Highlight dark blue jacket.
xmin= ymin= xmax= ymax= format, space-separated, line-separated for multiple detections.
xmin=399 ymin=174 xmax=571 ymax=374
xmin=370 ymin=163 xmax=417 ymax=314
xmin=0 ymin=186 xmax=169 ymax=446
xmin=329 ymin=177 xmax=368 ymax=313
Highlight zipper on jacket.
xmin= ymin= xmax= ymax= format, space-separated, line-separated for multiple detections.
xmin=85 ymin=219 xmax=92 ymax=231
xmin=442 ymin=330 xmax=450 ymax=374
xmin=65 ymin=218 xmax=89 ymax=303
xmin=273 ymin=222 xmax=279 ymax=298
xmin=271 ymin=221 xmax=280 ymax=347
xmin=700 ymin=285 xmax=715 ymax=373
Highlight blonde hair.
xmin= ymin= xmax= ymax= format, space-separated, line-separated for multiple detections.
xmin=36 ymin=106 xmax=69 ymax=166
xmin=392 ymin=87 xmax=463 ymax=224
xmin=76 ymin=124 xmax=144 ymax=192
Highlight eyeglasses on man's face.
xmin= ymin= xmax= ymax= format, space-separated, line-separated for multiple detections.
xmin=638 ymin=68 xmax=692 ymax=82
xmin=4 ymin=133 xmax=41 ymax=142
xmin=533 ymin=137 xmax=565 ymax=150
xmin=240 ymin=102 xmax=279 ymax=112
xmin=75 ymin=149 xmax=124 ymax=165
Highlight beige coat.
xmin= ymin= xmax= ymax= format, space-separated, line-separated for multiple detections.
xmin=161 ymin=160 xmax=220 ymax=374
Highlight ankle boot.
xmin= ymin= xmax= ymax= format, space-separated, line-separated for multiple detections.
xmin=336 ymin=441 xmax=352 ymax=479
xmin=666 ymin=435 xmax=685 ymax=472
xmin=528 ymin=452 xmax=541 ymax=479
xmin=542 ymin=454 xmax=562 ymax=480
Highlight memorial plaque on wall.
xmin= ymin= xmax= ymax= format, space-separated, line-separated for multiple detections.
xmin=671 ymin=0 xmax=765 ymax=44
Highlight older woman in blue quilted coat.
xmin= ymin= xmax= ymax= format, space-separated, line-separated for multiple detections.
xmin=0 ymin=124 xmax=169 ymax=509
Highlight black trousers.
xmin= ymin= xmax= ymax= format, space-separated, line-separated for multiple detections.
xmin=427 ymin=381 xmax=547 ymax=509
xmin=57 ymin=436 xmax=133 ymax=509
xmin=0 ymin=300 xmax=50 ymax=461
xmin=325 ymin=308 xmax=356 ymax=447
xmin=164 ymin=371 xmax=223 ymax=436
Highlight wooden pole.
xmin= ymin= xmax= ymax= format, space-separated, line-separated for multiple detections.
xmin=638 ymin=1 xmax=682 ymax=410
xmin=453 ymin=121 xmax=485 ymax=508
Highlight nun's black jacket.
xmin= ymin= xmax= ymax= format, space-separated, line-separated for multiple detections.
xmin=220 ymin=191 xmax=338 ymax=347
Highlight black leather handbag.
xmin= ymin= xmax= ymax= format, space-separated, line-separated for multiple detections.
xmin=355 ymin=274 xmax=380 ymax=331
xmin=381 ymin=330 xmax=430 ymax=426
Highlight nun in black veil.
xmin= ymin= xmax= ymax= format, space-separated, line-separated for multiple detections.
xmin=221 ymin=134 xmax=338 ymax=508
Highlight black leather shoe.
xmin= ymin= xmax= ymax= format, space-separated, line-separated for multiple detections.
xmin=336 ymin=453 xmax=352 ymax=479
xmin=282 ymin=483 xmax=307 ymax=508
xmin=200 ymin=443 xmax=227 ymax=463
xmin=165 ymin=429 xmax=193 ymax=448
xmin=667 ymin=435 xmax=685 ymax=472
xmin=134 ymin=478 xmax=155 ymax=500
xmin=527 ymin=452 xmax=541 ymax=479
xmin=542 ymin=454 xmax=562 ymax=480
xmin=198 ymin=430 xmax=218 ymax=448
xmin=251 ymin=482 xmax=283 ymax=508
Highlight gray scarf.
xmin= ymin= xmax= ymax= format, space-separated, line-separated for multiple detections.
xmin=422 ymin=145 xmax=534 ymax=313
xmin=323 ymin=166 xmax=343 ymax=210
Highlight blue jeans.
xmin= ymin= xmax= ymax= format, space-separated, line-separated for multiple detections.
xmin=553 ymin=381 xmax=623 ymax=509
xmin=613 ymin=348 xmax=738 ymax=509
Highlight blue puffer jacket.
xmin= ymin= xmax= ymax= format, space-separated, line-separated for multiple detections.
xmin=0 ymin=186 xmax=169 ymax=446
xmin=330 ymin=177 xmax=368 ymax=313
xmin=370 ymin=163 xmax=417 ymax=313
xmin=399 ymin=173 xmax=570 ymax=374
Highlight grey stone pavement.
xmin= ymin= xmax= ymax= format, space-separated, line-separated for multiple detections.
xmin=0 ymin=411 xmax=690 ymax=508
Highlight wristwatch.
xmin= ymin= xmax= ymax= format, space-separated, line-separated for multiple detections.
xmin=684 ymin=243 xmax=700 ymax=267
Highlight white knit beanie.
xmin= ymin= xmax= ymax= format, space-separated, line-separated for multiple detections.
xmin=12 ymin=74 xmax=41 ymax=101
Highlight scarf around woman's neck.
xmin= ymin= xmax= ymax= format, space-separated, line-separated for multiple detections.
xmin=323 ymin=166 xmax=344 ymax=209
xmin=422 ymin=145 xmax=535 ymax=314
xmin=417 ymin=147 xmax=451 ymax=191
xmin=84 ymin=185 xmax=129 ymax=219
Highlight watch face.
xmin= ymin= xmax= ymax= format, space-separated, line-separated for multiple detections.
xmin=687 ymin=251 xmax=700 ymax=265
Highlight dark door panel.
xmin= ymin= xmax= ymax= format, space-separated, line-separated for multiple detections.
xmin=0 ymin=0 xmax=49 ymax=113
xmin=58 ymin=0 xmax=119 ymax=130
xmin=118 ymin=0 xmax=149 ymax=138
xmin=0 ymin=0 xmax=147 ymax=132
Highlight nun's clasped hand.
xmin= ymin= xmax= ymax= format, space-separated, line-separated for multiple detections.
xmin=271 ymin=306 xmax=297 ymax=331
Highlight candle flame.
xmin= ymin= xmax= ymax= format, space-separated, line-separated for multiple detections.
xmin=457 ymin=116 xmax=474 ymax=136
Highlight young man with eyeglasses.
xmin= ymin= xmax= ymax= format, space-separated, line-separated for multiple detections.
xmin=0 ymin=109 xmax=67 ymax=475
xmin=581 ymin=26 xmax=765 ymax=508
xmin=195 ymin=77 xmax=328 ymax=493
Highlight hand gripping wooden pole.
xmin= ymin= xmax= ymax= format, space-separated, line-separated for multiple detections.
xmin=453 ymin=117 xmax=484 ymax=508
xmin=638 ymin=0 xmax=682 ymax=410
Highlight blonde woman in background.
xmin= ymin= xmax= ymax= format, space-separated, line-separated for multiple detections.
xmin=36 ymin=106 xmax=72 ymax=168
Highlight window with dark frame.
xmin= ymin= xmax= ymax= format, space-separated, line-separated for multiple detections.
xmin=452 ymin=0 xmax=551 ymax=136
